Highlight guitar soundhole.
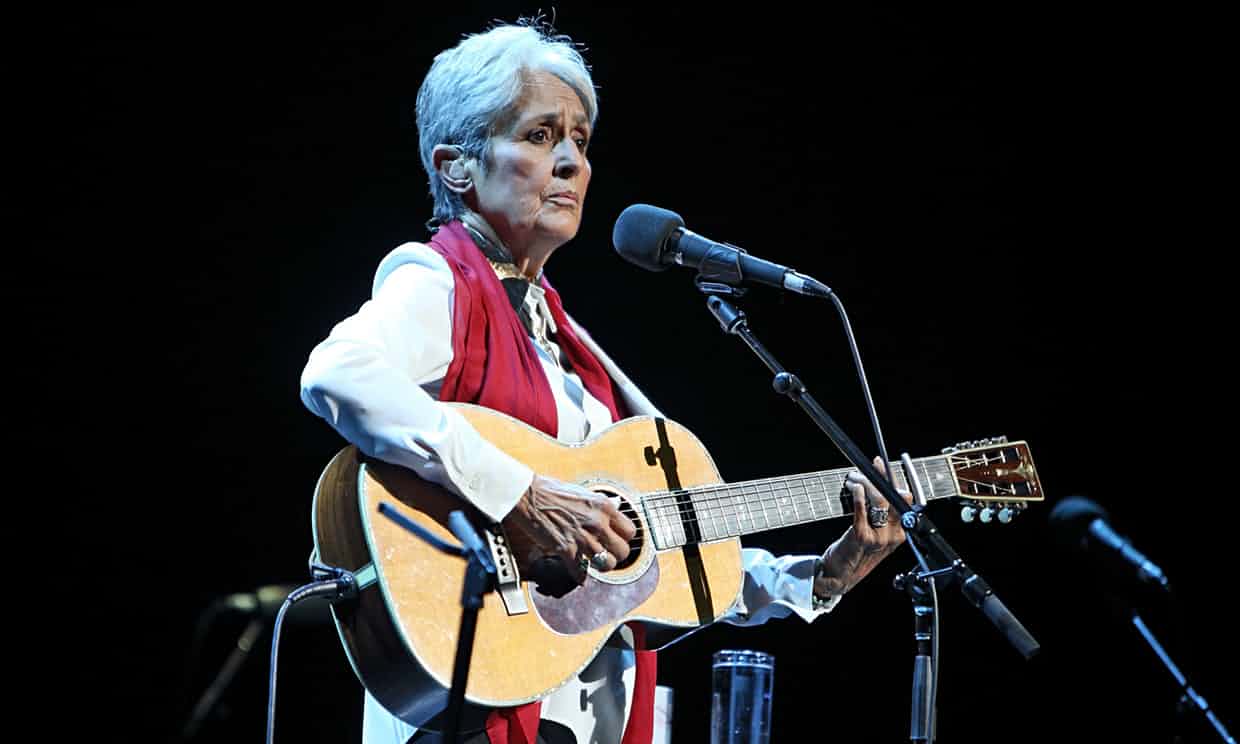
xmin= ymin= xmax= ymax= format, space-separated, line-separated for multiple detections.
xmin=596 ymin=487 xmax=644 ymax=570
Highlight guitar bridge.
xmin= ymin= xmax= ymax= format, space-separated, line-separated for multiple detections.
xmin=488 ymin=526 xmax=528 ymax=615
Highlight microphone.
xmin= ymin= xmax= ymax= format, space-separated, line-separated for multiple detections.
xmin=218 ymin=584 xmax=302 ymax=618
xmin=1049 ymin=496 xmax=1169 ymax=590
xmin=214 ymin=580 xmax=347 ymax=626
xmin=612 ymin=204 xmax=832 ymax=297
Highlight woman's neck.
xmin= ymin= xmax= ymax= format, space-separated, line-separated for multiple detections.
xmin=458 ymin=211 xmax=549 ymax=281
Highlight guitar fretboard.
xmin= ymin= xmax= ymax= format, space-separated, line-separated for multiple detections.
xmin=639 ymin=456 xmax=957 ymax=548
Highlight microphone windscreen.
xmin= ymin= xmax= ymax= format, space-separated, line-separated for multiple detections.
xmin=1048 ymin=495 xmax=1108 ymax=549
xmin=612 ymin=204 xmax=684 ymax=272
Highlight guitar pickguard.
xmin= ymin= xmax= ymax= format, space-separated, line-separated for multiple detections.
xmin=528 ymin=554 xmax=661 ymax=634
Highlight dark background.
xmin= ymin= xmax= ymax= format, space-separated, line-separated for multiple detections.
xmin=43 ymin=2 xmax=1233 ymax=743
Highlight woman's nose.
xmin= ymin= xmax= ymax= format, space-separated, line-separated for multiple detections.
xmin=552 ymin=140 xmax=581 ymax=179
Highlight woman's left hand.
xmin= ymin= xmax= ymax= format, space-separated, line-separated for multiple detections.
xmin=814 ymin=456 xmax=912 ymax=598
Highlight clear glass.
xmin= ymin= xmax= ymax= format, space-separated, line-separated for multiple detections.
xmin=710 ymin=649 xmax=774 ymax=744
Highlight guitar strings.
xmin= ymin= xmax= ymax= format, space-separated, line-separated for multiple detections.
xmin=642 ymin=466 xmax=921 ymax=521
xmin=607 ymin=451 xmax=1009 ymax=550
xmin=632 ymin=460 xmax=958 ymax=547
xmin=644 ymin=457 xmax=953 ymax=512
xmin=644 ymin=477 xmax=855 ymax=545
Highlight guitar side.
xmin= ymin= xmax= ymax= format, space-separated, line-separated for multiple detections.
xmin=312 ymin=404 xmax=745 ymax=727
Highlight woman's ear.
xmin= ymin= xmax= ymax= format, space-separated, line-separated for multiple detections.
xmin=432 ymin=145 xmax=472 ymax=194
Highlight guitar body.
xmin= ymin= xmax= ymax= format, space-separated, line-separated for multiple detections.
xmin=312 ymin=404 xmax=745 ymax=728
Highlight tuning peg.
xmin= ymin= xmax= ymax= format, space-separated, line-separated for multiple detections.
xmin=979 ymin=506 xmax=995 ymax=523
xmin=960 ymin=505 xmax=976 ymax=523
xmin=998 ymin=506 xmax=1014 ymax=524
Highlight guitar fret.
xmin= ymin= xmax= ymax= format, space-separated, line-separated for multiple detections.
xmin=779 ymin=481 xmax=796 ymax=525
xmin=740 ymin=485 xmax=756 ymax=535
xmin=919 ymin=460 xmax=933 ymax=504
xmin=701 ymin=491 xmax=721 ymax=542
xmin=807 ymin=475 xmax=820 ymax=520
xmin=719 ymin=487 xmax=737 ymax=538
xmin=748 ymin=486 xmax=768 ymax=530
xmin=734 ymin=485 xmax=751 ymax=537
xmin=773 ymin=481 xmax=791 ymax=528
xmin=731 ymin=486 xmax=747 ymax=536
xmin=818 ymin=473 xmax=834 ymax=519
xmin=790 ymin=479 xmax=804 ymax=523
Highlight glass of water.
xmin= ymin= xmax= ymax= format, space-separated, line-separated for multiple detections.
xmin=711 ymin=649 xmax=774 ymax=744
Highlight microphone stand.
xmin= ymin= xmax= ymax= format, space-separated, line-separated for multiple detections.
xmin=701 ymin=290 xmax=1040 ymax=741
xmin=179 ymin=615 xmax=266 ymax=741
xmin=1128 ymin=605 xmax=1234 ymax=743
xmin=893 ymin=562 xmax=953 ymax=743
xmin=378 ymin=503 xmax=497 ymax=744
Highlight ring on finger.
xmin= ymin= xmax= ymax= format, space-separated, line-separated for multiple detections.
xmin=867 ymin=505 xmax=890 ymax=528
xmin=577 ymin=554 xmax=591 ymax=572
xmin=590 ymin=551 xmax=611 ymax=570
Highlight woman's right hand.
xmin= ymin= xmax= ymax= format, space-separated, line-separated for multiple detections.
xmin=504 ymin=474 xmax=637 ymax=581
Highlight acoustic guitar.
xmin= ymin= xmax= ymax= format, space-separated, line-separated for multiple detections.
xmin=312 ymin=403 xmax=1043 ymax=727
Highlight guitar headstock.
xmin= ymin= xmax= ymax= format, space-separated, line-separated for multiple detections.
xmin=939 ymin=437 xmax=1044 ymax=524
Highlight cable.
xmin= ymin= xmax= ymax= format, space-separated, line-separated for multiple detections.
xmin=828 ymin=290 xmax=942 ymax=743
xmin=265 ymin=573 xmax=358 ymax=744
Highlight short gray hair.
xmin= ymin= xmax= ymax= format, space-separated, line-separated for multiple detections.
xmin=415 ymin=19 xmax=598 ymax=223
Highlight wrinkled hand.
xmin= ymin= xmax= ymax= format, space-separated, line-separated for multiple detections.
xmin=815 ymin=457 xmax=911 ymax=597
xmin=505 ymin=474 xmax=636 ymax=582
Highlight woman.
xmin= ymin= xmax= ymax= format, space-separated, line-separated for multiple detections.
xmin=301 ymin=18 xmax=908 ymax=744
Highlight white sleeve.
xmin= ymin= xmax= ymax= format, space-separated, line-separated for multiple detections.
xmin=300 ymin=243 xmax=534 ymax=524
xmin=720 ymin=547 xmax=840 ymax=627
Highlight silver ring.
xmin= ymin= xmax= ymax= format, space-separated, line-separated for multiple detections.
xmin=577 ymin=555 xmax=590 ymax=572
xmin=590 ymin=551 xmax=611 ymax=570
xmin=867 ymin=505 xmax=890 ymax=528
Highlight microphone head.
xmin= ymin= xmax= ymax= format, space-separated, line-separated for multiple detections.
xmin=612 ymin=203 xmax=684 ymax=272
xmin=1048 ymin=495 xmax=1108 ymax=549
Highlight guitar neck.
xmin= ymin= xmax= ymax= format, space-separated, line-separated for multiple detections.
xmin=639 ymin=455 xmax=955 ymax=548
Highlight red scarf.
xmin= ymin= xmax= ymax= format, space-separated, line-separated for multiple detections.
xmin=426 ymin=221 xmax=657 ymax=744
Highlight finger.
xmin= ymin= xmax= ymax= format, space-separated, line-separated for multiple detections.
xmin=596 ymin=525 xmax=631 ymax=564
xmin=846 ymin=469 xmax=886 ymax=512
xmin=575 ymin=533 xmax=620 ymax=572
xmin=570 ymin=528 xmax=624 ymax=570
xmin=867 ymin=457 xmax=891 ymax=508
xmin=600 ymin=497 xmax=638 ymax=542
xmin=848 ymin=480 xmax=875 ymax=541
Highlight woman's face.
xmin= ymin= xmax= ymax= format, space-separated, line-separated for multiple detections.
xmin=469 ymin=70 xmax=592 ymax=264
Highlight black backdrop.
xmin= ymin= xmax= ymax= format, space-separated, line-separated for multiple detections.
xmin=44 ymin=3 xmax=1233 ymax=743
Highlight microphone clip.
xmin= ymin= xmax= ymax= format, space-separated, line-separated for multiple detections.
xmin=694 ymin=275 xmax=747 ymax=298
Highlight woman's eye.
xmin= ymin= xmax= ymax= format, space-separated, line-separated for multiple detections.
xmin=575 ymin=136 xmax=589 ymax=151
xmin=529 ymin=128 xmax=550 ymax=144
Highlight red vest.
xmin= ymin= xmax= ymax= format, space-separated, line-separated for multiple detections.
xmin=426 ymin=221 xmax=656 ymax=744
